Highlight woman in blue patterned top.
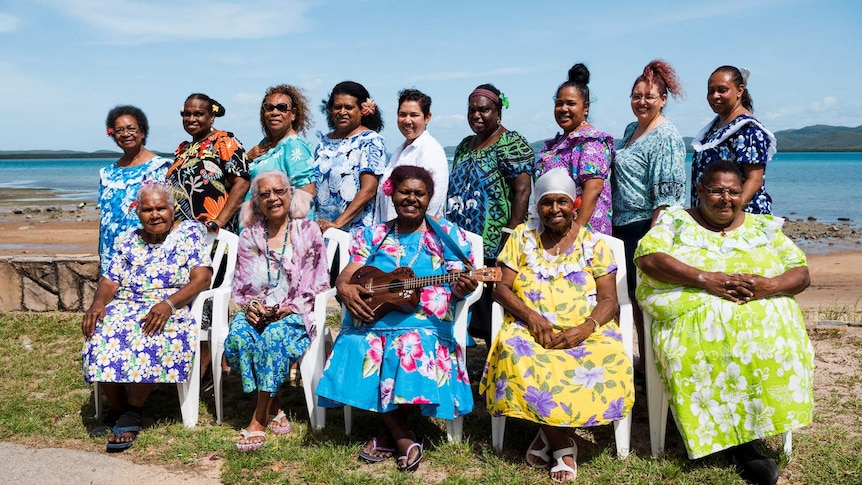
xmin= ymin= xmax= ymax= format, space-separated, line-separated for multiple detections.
xmin=99 ymin=106 xmax=171 ymax=275
xmin=611 ymin=60 xmax=686 ymax=387
xmin=690 ymin=66 xmax=776 ymax=214
xmin=314 ymin=81 xmax=386 ymax=233
xmin=245 ymin=85 xmax=316 ymax=210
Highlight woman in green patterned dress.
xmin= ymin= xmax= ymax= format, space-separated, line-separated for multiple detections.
xmin=635 ymin=160 xmax=813 ymax=485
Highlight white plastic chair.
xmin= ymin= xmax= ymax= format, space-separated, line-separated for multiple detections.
xmin=489 ymin=233 xmax=634 ymax=458
xmin=299 ymin=227 xmax=350 ymax=430
xmin=639 ymin=292 xmax=792 ymax=458
xmin=342 ymin=230 xmax=485 ymax=443
xmin=94 ymin=228 xmax=239 ymax=428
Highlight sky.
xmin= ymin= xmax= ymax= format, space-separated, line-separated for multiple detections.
xmin=1 ymin=0 xmax=861 ymax=153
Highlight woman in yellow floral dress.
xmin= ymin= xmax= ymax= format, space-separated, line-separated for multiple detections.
xmin=167 ymin=93 xmax=250 ymax=233
xmin=481 ymin=168 xmax=633 ymax=482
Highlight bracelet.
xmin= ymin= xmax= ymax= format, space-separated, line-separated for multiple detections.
xmin=206 ymin=220 xmax=220 ymax=232
xmin=585 ymin=316 xmax=600 ymax=332
xmin=164 ymin=298 xmax=177 ymax=313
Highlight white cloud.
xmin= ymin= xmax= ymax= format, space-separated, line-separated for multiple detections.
xmin=761 ymin=96 xmax=862 ymax=130
xmin=0 ymin=13 xmax=21 ymax=32
xmin=40 ymin=0 xmax=315 ymax=43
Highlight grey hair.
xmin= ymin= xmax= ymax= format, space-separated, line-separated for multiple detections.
xmin=135 ymin=181 xmax=176 ymax=215
xmin=240 ymin=170 xmax=312 ymax=226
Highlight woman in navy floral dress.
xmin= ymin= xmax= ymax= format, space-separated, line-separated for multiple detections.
xmin=690 ymin=66 xmax=776 ymax=214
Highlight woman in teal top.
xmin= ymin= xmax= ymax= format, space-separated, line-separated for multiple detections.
xmin=245 ymin=85 xmax=316 ymax=217
xmin=612 ymin=60 xmax=686 ymax=389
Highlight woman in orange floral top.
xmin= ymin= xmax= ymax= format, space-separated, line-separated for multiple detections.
xmin=168 ymin=93 xmax=251 ymax=233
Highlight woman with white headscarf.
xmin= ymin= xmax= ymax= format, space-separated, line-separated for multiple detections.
xmin=480 ymin=168 xmax=634 ymax=482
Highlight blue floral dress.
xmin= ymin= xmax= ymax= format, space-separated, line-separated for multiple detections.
xmin=480 ymin=222 xmax=634 ymax=427
xmin=82 ymin=220 xmax=211 ymax=384
xmin=98 ymin=156 xmax=171 ymax=275
xmin=316 ymin=219 xmax=475 ymax=420
xmin=690 ymin=114 xmax=776 ymax=214
xmin=313 ymin=130 xmax=386 ymax=231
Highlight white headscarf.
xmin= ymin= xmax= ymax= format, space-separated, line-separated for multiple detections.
xmin=529 ymin=168 xmax=578 ymax=232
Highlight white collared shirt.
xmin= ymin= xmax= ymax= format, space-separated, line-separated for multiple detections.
xmin=375 ymin=130 xmax=450 ymax=223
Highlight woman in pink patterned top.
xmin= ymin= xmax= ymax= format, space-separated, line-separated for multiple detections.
xmin=535 ymin=63 xmax=615 ymax=234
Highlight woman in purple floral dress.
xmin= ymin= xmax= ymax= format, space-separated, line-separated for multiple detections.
xmin=317 ymin=166 xmax=478 ymax=473
xmin=82 ymin=182 xmax=212 ymax=452
xmin=535 ymin=63 xmax=615 ymax=235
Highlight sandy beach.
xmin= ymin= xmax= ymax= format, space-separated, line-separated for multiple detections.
xmin=1 ymin=198 xmax=860 ymax=313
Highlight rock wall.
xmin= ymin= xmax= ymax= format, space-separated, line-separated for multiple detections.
xmin=0 ymin=255 xmax=99 ymax=311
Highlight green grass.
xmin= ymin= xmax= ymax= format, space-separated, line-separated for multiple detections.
xmin=1 ymin=311 xmax=861 ymax=484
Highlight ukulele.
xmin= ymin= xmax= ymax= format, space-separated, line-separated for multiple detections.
xmin=350 ymin=265 xmax=502 ymax=320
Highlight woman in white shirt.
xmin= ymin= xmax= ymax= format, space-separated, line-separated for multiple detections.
xmin=375 ymin=89 xmax=449 ymax=222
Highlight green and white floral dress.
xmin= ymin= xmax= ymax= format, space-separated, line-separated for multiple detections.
xmin=635 ymin=207 xmax=814 ymax=459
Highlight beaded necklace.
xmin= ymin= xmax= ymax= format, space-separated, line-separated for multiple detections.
xmin=393 ymin=220 xmax=426 ymax=268
xmin=264 ymin=221 xmax=290 ymax=288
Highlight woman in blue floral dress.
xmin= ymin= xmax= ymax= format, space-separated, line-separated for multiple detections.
xmin=691 ymin=66 xmax=776 ymax=214
xmin=224 ymin=171 xmax=330 ymax=453
xmin=82 ymin=182 xmax=212 ymax=452
xmin=317 ymin=166 xmax=478 ymax=473
xmin=314 ymin=81 xmax=386 ymax=233
xmin=99 ymin=105 xmax=171 ymax=275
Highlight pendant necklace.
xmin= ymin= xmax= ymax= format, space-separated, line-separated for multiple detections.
xmin=546 ymin=224 xmax=572 ymax=256
xmin=394 ymin=220 xmax=426 ymax=268
xmin=264 ymin=222 xmax=290 ymax=288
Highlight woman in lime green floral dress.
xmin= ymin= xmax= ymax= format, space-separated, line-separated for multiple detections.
xmin=635 ymin=160 xmax=812 ymax=485
xmin=481 ymin=168 xmax=633 ymax=482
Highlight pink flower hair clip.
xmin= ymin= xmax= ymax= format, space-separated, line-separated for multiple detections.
xmin=381 ymin=178 xmax=394 ymax=196
xmin=360 ymin=98 xmax=376 ymax=116
xmin=106 ymin=127 xmax=115 ymax=137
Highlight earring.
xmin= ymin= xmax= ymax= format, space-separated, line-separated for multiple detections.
xmin=497 ymin=119 xmax=501 ymax=126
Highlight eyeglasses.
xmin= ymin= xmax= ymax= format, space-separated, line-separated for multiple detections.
xmin=263 ymin=103 xmax=292 ymax=113
xmin=180 ymin=110 xmax=207 ymax=118
xmin=113 ymin=127 xmax=139 ymax=136
xmin=701 ymin=184 xmax=743 ymax=198
xmin=258 ymin=188 xmax=289 ymax=200
xmin=630 ymin=94 xmax=663 ymax=103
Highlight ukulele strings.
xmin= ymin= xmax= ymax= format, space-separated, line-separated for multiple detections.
xmin=362 ymin=269 xmax=489 ymax=292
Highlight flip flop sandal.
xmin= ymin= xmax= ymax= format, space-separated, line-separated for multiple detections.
xmin=549 ymin=440 xmax=578 ymax=483
xmin=236 ymin=429 xmax=267 ymax=453
xmin=358 ymin=437 xmax=396 ymax=463
xmin=105 ymin=425 xmax=141 ymax=452
xmin=397 ymin=439 xmax=424 ymax=473
xmin=268 ymin=410 xmax=291 ymax=435
xmin=525 ymin=429 xmax=551 ymax=468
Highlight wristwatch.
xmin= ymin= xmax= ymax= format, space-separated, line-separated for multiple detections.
xmin=206 ymin=220 xmax=220 ymax=232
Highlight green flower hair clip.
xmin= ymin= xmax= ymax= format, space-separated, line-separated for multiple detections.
xmin=499 ymin=92 xmax=510 ymax=109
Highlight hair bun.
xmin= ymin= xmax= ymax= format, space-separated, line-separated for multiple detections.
xmin=567 ymin=63 xmax=590 ymax=85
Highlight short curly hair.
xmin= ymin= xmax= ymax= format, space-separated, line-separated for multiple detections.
xmin=260 ymin=84 xmax=312 ymax=137
xmin=106 ymin=105 xmax=149 ymax=144
xmin=389 ymin=165 xmax=435 ymax=198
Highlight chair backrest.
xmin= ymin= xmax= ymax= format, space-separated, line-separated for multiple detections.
xmin=592 ymin=233 xmax=631 ymax=308
xmin=204 ymin=229 xmax=239 ymax=290
xmin=323 ymin=228 xmax=351 ymax=276
xmin=461 ymin=230 xmax=485 ymax=306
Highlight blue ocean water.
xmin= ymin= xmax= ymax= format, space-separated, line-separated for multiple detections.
xmin=1 ymin=153 xmax=860 ymax=224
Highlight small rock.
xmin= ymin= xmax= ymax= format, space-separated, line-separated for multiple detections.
xmin=20 ymin=336 xmax=32 ymax=351
xmin=13 ymin=209 xmax=23 ymax=214
xmin=18 ymin=225 xmax=32 ymax=230
xmin=25 ymin=214 xmax=32 ymax=220
xmin=807 ymin=216 xmax=817 ymax=221
xmin=838 ymin=217 xmax=851 ymax=222
xmin=77 ymin=202 xmax=87 ymax=209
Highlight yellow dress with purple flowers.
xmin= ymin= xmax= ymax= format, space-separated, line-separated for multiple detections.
xmin=480 ymin=222 xmax=634 ymax=427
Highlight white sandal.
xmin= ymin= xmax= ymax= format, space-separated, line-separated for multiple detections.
xmin=549 ymin=440 xmax=577 ymax=483
xmin=525 ymin=429 xmax=551 ymax=468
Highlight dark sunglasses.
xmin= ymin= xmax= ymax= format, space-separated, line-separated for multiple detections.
xmin=263 ymin=103 xmax=292 ymax=113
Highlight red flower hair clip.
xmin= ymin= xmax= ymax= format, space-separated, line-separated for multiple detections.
xmin=106 ymin=127 xmax=114 ymax=136
xmin=382 ymin=178 xmax=394 ymax=196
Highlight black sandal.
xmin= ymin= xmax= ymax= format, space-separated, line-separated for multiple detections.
xmin=106 ymin=409 xmax=142 ymax=453
xmin=89 ymin=408 xmax=121 ymax=438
